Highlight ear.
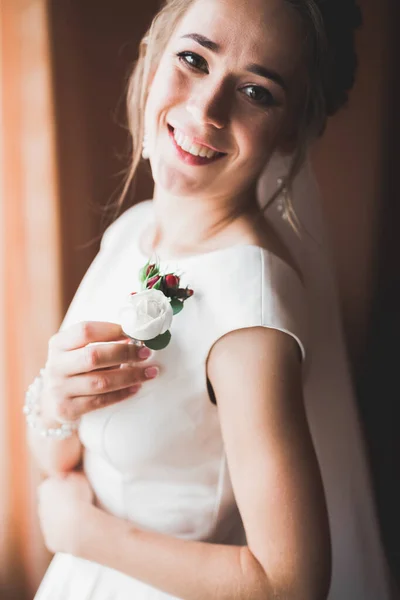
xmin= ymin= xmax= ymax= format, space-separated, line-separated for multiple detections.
xmin=142 ymin=68 xmax=157 ymax=112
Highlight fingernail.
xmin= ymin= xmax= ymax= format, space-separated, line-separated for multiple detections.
xmin=144 ymin=366 xmax=159 ymax=379
xmin=138 ymin=346 xmax=152 ymax=360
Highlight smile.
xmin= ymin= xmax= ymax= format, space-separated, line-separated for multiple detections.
xmin=167 ymin=125 xmax=226 ymax=166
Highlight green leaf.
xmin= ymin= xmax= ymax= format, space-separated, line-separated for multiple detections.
xmin=152 ymin=278 xmax=162 ymax=291
xmin=170 ymin=297 xmax=184 ymax=315
xmin=139 ymin=261 xmax=150 ymax=283
xmin=144 ymin=330 xmax=172 ymax=350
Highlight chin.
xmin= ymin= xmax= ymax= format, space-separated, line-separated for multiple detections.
xmin=153 ymin=159 xmax=213 ymax=197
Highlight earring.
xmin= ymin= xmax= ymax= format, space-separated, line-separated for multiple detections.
xmin=142 ymin=131 xmax=150 ymax=160
xmin=276 ymin=177 xmax=289 ymax=222
xmin=276 ymin=176 xmax=303 ymax=238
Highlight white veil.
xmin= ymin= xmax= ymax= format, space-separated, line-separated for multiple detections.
xmin=257 ymin=155 xmax=393 ymax=599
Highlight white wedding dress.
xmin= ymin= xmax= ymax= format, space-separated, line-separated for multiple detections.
xmin=34 ymin=192 xmax=392 ymax=599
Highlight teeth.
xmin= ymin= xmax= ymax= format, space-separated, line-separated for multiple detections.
xmin=189 ymin=144 xmax=201 ymax=155
xmin=181 ymin=137 xmax=192 ymax=152
xmin=175 ymin=131 xmax=184 ymax=147
xmin=173 ymin=129 xmax=218 ymax=159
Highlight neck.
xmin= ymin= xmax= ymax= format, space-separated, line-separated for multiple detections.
xmin=148 ymin=185 xmax=260 ymax=256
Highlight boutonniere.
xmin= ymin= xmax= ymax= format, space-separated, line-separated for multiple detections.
xmin=119 ymin=260 xmax=194 ymax=350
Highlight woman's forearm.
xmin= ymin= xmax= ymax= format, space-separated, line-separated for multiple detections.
xmin=28 ymin=423 xmax=83 ymax=476
xmin=77 ymin=505 xmax=271 ymax=600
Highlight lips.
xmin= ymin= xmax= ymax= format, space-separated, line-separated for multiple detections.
xmin=174 ymin=129 xmax=220 ymax=158
xmin=167 ymin=124 xmax=226 ymax=166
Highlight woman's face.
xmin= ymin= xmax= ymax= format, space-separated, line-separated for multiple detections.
xmin=144 ymin=0 xmax=306 ymax=202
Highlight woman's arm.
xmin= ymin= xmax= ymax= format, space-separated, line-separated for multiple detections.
xmin=27 ymin=420 xmax=83 ymax=476
xmin=38 ymin=326 xmax=331 ymax=599
xmin=77 ymin=504 xmax=274 ymax=599
xmin=206 ymin=326 xmax=332 ymax=599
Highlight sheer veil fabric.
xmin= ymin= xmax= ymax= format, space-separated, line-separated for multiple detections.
xmin=258 ymin=155 xmax=392 ymax=598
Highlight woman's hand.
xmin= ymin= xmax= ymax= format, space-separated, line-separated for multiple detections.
xmin=41 ymin=321 xmax=159 ymax=424
xmin=37 ymin=472 xmax=95 ymax=555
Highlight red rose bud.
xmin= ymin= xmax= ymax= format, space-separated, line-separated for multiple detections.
xmin=175 ymin=287 xmax=194 ymax=299
xmin=147 ymin=275 xmax=161 ymax=289
xmin=146 ymin=263 xmax=156 ymax=276
xmin=165 ymin=274 xmax=180 ymax=289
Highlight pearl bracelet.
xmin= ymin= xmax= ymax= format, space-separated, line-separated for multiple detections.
xmin=23 ymin=369 xmax=80 ymax=440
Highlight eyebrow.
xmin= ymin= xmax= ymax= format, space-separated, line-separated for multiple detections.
xmin=181 ymin=33 xmax=288 ymax=92
xmin=246 ymin=63 xmax=287 ymax=92
xmin=181 ymin=33 xmax=220 ymax=52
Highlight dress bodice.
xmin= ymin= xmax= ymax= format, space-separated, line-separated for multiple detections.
xmin=61 ymin=200 xmax=308 ymax=544
xmin=35 ymin=200 xmax=393 ymax=600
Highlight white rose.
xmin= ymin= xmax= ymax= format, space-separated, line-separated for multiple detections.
xmin=119 ymin=289 xmax=173 ymax=341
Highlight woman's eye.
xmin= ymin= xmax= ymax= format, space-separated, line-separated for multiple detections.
xmin=242 ymin=85 xmax=276 ymax=107
xmin=177 ymin=51 xmax=209 ymax=74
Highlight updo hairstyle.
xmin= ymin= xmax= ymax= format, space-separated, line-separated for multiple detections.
xmin=117 ymin=0 xmax=362 ymax=225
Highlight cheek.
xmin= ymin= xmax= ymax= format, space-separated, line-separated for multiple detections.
xmin=146 ymin=63 xmax=188 ymax=126
xmin=235 ymin=118 xmax=281 ymax=174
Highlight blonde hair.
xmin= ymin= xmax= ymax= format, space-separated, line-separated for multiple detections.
xmin=118 ymin=0 xmax=191 ymax=206
xmin=114 ymin=0 xmax=361 ymax=237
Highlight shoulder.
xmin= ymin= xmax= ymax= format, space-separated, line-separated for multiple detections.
xmin=100 ymin=200 xmax=153 ymax=251
xmin=198 ymin=246 xmax=308 ymax=363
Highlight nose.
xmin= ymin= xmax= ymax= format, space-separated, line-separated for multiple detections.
xmin=186 ymin=81 xmax=230 ymax=129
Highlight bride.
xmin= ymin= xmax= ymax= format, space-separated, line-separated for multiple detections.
xmin=27 ymin=0 xmax=393 ymax=598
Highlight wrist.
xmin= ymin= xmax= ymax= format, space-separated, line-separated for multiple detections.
xmin=24 ymin=370 xmax=79 ymax=440
xmin=71 ymin=502 xmax=97 ymax=557
xmin=75 ymin=504 xmax=131 ymax=563
xmin=40 ymin=409 xmax=77 ymax=431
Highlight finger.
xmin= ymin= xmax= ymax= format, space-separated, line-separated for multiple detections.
xmin=50 ymin=321 xmax=128 ymax=352
xmin=59 ymin=385 xmax=143 ymax=421
xmin=64 ymin=364 xmax=158 ymax=398
xmin=55 ymin=341 xmax=152 ymax=376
